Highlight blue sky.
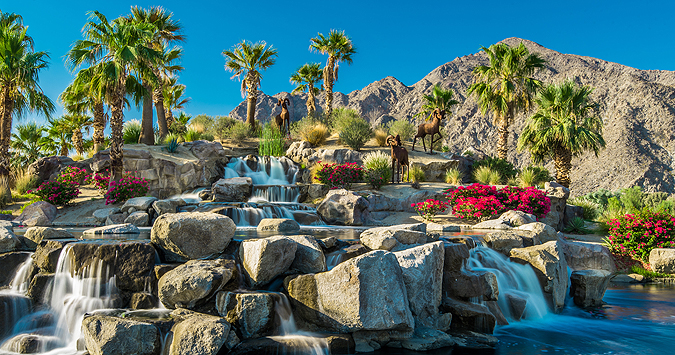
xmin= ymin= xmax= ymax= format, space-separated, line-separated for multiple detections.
xmin=2 ymin=0 xmax=674 ymax=128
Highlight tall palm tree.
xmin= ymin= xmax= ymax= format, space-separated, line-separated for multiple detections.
xmin=68 ymin=11 xmax=160 ymax=184
xmin=309 ymin=30 xmax=356 ymax=119
xmin=417 ymin=84 xmax=460 ymax=120
xmin=40 ymin=116 xmax=72 ymax=157
xmin=63 ymin=113 xmax=93 ymax=156
xmin=10 ymin=122 xmax=45 ymax=167
xmin=467 ymin=42 xmax=546 ymax=160
xmin=126 ymin=6 xmax=184 ymax=141
xmin=0 ymin=13 xmax=54 ymax=187
xmin=223 ymin=40 xmax=278 ymax=128
xmin=163 ymin=76 xmax=190 ymax=127
xmin=518 ymin=80 xmax=606 ymax=188
xmin=290 ymin=63 xmax=323 ymax=118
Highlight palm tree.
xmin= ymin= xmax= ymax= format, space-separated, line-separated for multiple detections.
xmin=67 ymin=11 xmax=160 ymax=184
xmin=126 ymin=6 xmax=184 ymax=141
xmin=467 ymin=42 xmax=546 ymax=160
xmin=0 ymin=13 xmax=54 ymax=188
xmin=309 ymin=30 xmax=356 ymax=119
xmin=223 ymin=41 xmax=278 ymax=128
xmin=518 ymin=80 xmax=606 ymax=188
xmin=41 ymin=117 xmax=72 ymax=156
xmin=163 ymin=76 xmax=190 ymax=128
xmin=10 ymin=122 xmax=45 ymax=167
xmin=63 ymin=113 xmax=93 ymax=156
xmin=417 ymin=84 xmax=460 ymax=120
xmin=290 ymin=63 xmax=323 ymax=118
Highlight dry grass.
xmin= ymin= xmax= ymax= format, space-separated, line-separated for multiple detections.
xmin=374 ymin=129 xmax=388 ymax=147
xmin=302 ymin=123 xmax=330 ymax=147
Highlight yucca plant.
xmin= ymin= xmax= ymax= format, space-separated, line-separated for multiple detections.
xmin=410 ymin=165 xmax=425 ymax=182
xmin=473 ymin=166 xmax=501 ymax=185
xmin=564 ymin=216 xmax=592 ymax=234
xmin=445 ymin=168 xmax=463 ymax=185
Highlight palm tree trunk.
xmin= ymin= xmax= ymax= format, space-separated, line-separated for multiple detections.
xmin=323 ymin=57 xmax=335 ymax=120
xmin=496 ymin=118 xmax=509 ymax=160
xmin=109 ymin=79 xmax=126 ymax=187
xmin=72 ymin=130 xmax=84 ymax=156
xmin=60 ymin=143 xmax=69 ymax=157
xmin=246 ymin=85 xmax=257 ymax=128
xmin=153 ymin=72 xmax=169 ymax=138
xmin=93 ymin=101 xmax=106 ymax=152
xmin=307 ymin=89 xmax=316 ymax=118
xmin=0 ymin=87 xmax=14 ymax=183
xmin=554 ymin=145 xmax=572 ymax=188
xmin=166 ymin=109 xmax=174 ymax=130
xmin=139 ymin=82 xmax=155 ymax=145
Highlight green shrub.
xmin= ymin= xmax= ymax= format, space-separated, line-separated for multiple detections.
xmin=338 ymin=116 xmax=372 ymax=151
xmin=473 ymin=166 xmax=501 ymax=185
xmin=227 ymin=121 xmax=252 ymax=141
xmin=655 ymin=198 xmax=675 ymax=215
xmin=520 ymin=165 xmax=551 ymax=186
xmin=211 ymin=116 xmax=238 ymax=139
xmin=568 ymin=197 xmax=601 ymax=221
xmin=363 ymin=150 xmax=392 ymax=184
xmin=517 ymin=168 xmax=537 ymax=187
xmin=386 ymin=120 xmax=415 ymax=142
xmin=620 ymin=186 xmax=644 ymax=212
xmin=445 ymin=168 xmax=462 ymax=185
xmin=122 ymin=119 xmax=142 ymax=144
xmin=472 ymin=156 xmax=517 ymax=184
xmin=258 ymin=123 xmax=285 ymax=157
xmin=643 ymin=192 xmax=669 ymax=209
xmin=330 ymin=108 xmax=361 ymax=133
xmin=605 ymin=209 xmax=675 ymax=261
xmin=581 ymin=189 xmax=619 ymax=208
xmin=410 ymin=165 xmax=425 ymax=182
xmin=190 ymin=114 xmax=215 ymax=134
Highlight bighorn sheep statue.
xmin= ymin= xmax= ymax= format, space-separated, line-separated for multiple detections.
xmin=412 ymin=108 xmax=444 ymax=154
xmin=387 ymin=134 xmax=409 ymax=183
xmin=274 ymin=98 xmax=291 ymax=135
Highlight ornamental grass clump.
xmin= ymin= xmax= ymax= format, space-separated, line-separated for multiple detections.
xmin=445 ymin=168 xmax=463 ymax=185
xmin=314 ymin=162 xmax=363 ymax=190
xmin=605 ymin=209 xmax=675 ymax=262
xmin=30 ymin=180 xmax=80 ymax=206
xmin=363 ymin=150 xmax=392 ymax=184
xmin=105 ymin=175 xmax=149 ymax=205
xmin=444 ymin=183 xmax=551 ymax=221
xmin=412 ymin=198 xmax=449 ymax=222
xmin=473 ymin=166 xmax=501 ymax=185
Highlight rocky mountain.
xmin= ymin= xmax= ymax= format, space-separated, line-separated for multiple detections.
xmin=229 ymin=37 xmax=675 ymax=195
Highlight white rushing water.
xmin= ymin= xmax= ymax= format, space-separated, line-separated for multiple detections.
xmin=270 ymin=293 xmax=329 ymax=355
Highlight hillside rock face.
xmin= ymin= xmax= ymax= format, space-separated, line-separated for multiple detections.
xmin=231 ymin=37 xmax=675 ymax=195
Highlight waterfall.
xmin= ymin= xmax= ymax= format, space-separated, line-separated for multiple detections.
xmin=270 ymin=293 xmax=329 ymax=355
xmin=9 ymin=256 xmax=34 ymax=294
xmin=466 ymin=246 xmax=549 ymax=321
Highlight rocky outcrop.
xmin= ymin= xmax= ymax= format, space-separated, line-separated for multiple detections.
xmin=561 ymin=240 xmax=616 ymax=273
xmin=287 ymin=235 xmax=327 ymax=274
xmin=151 ymin=212 xmax=235 ymax=262
xmin=516 ymin=222 xmax=558 ymax=243
xmin=32 ymin=239 xmax=75 ymax=273
xmin=569 ymin=270 xmax=612 ymax=307
xmin=649 ymin=248 xmax=675 ymax=274
xmin=81 ymin=315 xmax=161 ymax=355
xmin=360 ymin=226 xmax=427 ymax=251
xmin=158 ymin=259 xmax=236 ymax=309
xmin=24 ymin=227 xmax=73 ymax=248
xmin=540 ymin=182 xmax=570 ymax=231
xmin=509 ymin=241 xmax=569 ymax=312
xmin=287 ymin=250 xmax=414 ymax=333
xmin=211 ymin=177 xmax=253 ymax=202
xmin=482 ymin=231 xmax=528 ymax=255
xmin=239 ymin=236 xmax=297 ymax=286
xmin=317 ymin=189 xmax=372 ymax=226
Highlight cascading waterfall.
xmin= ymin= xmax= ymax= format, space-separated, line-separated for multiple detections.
xmin=0 ymin=244 xmax=118 ymax=355
xmin=270 ymin=293 xmax=329 ymax=355
xmin=466 ymin=246 xmax=549 ymax=321
xmin=9 ymin=256 xmax=34 ymax=294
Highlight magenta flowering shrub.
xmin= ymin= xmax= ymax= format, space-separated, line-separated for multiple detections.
xmin=445 ymin=183 xmax=551 ymax=221
xmin=606 ymin=210 xmax=675 ymax=261
xmin=30 ymin=180 xmax=80 ymax=206
xmin=89 ymin=170 xmax=111 ymax=194
xmin=57 ymin=166 xmax=88 ymax=185
xmin=104 ymin=175 xmax=149 ymax=205
xmin=365 ymin=169 xmax=386 ymax=190
xmin=412 ymin=199 xmax=449 ymax=221
xmin=314 ymin=162 xmax=364 ymax=190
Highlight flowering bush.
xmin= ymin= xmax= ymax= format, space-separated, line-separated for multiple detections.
xmin=365 ymin=169 xmax=387 ymax=190
xmin=444 ymin=183 xmax=551 ymax=221
xmin=30 ymin=180 xmax=80 ymax=206
xmin=89 ymin=170 xmax=111 ymax=194
xmin=314 ymin=162 xmax=363 ymax=190
xmin=605 ymin=209 xmax=675 ymax=261
xmin=412 ymin=199 xmax=449 ymax=221
xmin=104 ymin=175 xmax=149 ymax=205
xmin=57 ymin=166 xmax=88 ymax=185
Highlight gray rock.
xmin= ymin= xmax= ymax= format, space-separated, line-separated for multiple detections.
xmin=427 ymin=223 xmax=461 ymax=232
xmin=649 ymin=248 xmax=675 ymax=274
xmin=121 ymin=197 xmax=158 ymax=213
xmin=510 ymin=241 xmax=569 ymax=312
xmin=82 ymin=315 xmax=161 ymax=355
xmin=1 ymin=333 xmax=60 ymax=354
xmin=216 ymin=292 xmax=275 ymax=339
xmin=561 ymin=240 xmax=616 ymax=273
xmin=482 ymin=231 xmax=525 ymax=255
xmin=516 ymin=222 xmax=558 ymax=243
xmin=399 ymin=327 xmax=455 ymax=352
xmin=287 ymin=250 xmax=414 ymax=333
xmin=125 ymin=211 xmax=149 ymax=227
xmin=499 ymin=210 xmax=537 ymax=227
xmin=0 ymin=220 xmax=13 ymax=232
xmin=151 ymin=212 xmax=235 ymax=262
xmin=611 ymin=274 xmax=645 ymax=283
xmin=256 ymin=218 xmax=300 ymax=232
xmin=24 ymin=227 xmax=74 ymax=247
xmin=168 ymin=309 xmax=237 ymax=355
xmin=239 ymin=236 xmax=297 ymax=286
xmin=570 ymin=269 xmax=612 ymax=307
xmin=360 ymin=227 xmax=427 ymax=251
xmin=26 ymin=273 xmax=53 ymax=305
xmin=14 ymin=201 xmax=57 ymax=227
xmin=288 ymin=235 xmax=327 ymax=274
xmin=394 ymin=242 xmax=445 ymax=322
xmin=540 ymin=182 xmax=570 ymax=231
xmin=212 ymin=177 xmax=253 ymax=202
xmin=105 ymin=213 xmax=127 ymax=226
xmin=317 ymin=189 xmax=372 ymax=226
xmin=159 ymin=259 xmax=235 ymax=309
xmin=152 ymin=198 xmax=185 ymax=215
xmin=0 ymin=228 xmax=20 ymax=253
xmin=308 ymin=184 xmax=330 ymax=200
xmin=83 ymin=223 xmax=140 ymax=235
xmin=442 ymin=298 xmax=496 ymax=334
xmin=93 ymin=208 xmax=121 ymax=223
xmin=0 ymin=252 xmax=32 ymax=287
xmin=472 ymin=219 xmax=512 ymax=230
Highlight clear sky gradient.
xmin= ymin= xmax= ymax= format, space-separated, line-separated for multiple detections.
xmin=2 ymin=0 xmax=673 ymax=127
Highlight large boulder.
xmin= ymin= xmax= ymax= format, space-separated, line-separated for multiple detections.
xmin=482 ymin=231 xmax=525 ymax=255
xmin=540 ymin=182 xmax=570 ymax=231
xmin=24 ymin=227 xmax=74 ymax=246
xmin=569 ymin=269 xmax=612 ymax=308
xmin=256 ymin=218 xmax=300 ymax=232
xmin=393 ymin=242 xmax=445 ymax=323
xmin=216 ymin=292 xmax=275 ymax=339
xmin=509 ymin=241 xmax=569 ymax=312
xmin=498 ymin=210 xmax=537 ymax=227
xmin=239 ymin=236 xmax=297 ymax=286
xmin=288 ymin=235 xmax=327 ymax=274
xmin=159 ymin=258 xmax=235 ymax=309
xmin=649 ymin=248 xmax=675 ymax=274
xmin=516 ymin=222 xmax=558 ymax=243
xmin=81 ymin=315 xmax=161 ymax=355
xmin=14 ymin=201 xmax=57 ymax=227
xmin=151 ymin=212 xmax=235 ymax=262
xmin=287 ymin=250 xmax=414 ymax=333
xmin=442 ymin=298 xmax=496 ymax=334
xmin=472 ymin=219 xmax=512 ymax=230
xmin=27 ymin=156 xmax=74 ymax=183
xmin=121 ymin=197 xmax=158 ymax=213
xmin=561 ymin=240 xmax=616 ymax=273
xmin=168 ymin=309 xmax=238 ymax=355
xmin=409 ymin=160 xmax=460 ymax=182
xmin=0 ymin=228 xmax=20 ymax=253
xmin=152 ymin=198 xmax=186 ymax=216
xmin=317 ymin=189 xmax=372 ymax=226
xmin=360 ymin=226 xmax=427 ymax=251
xmin=212 ymin=177 xmax=253 ymax=202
